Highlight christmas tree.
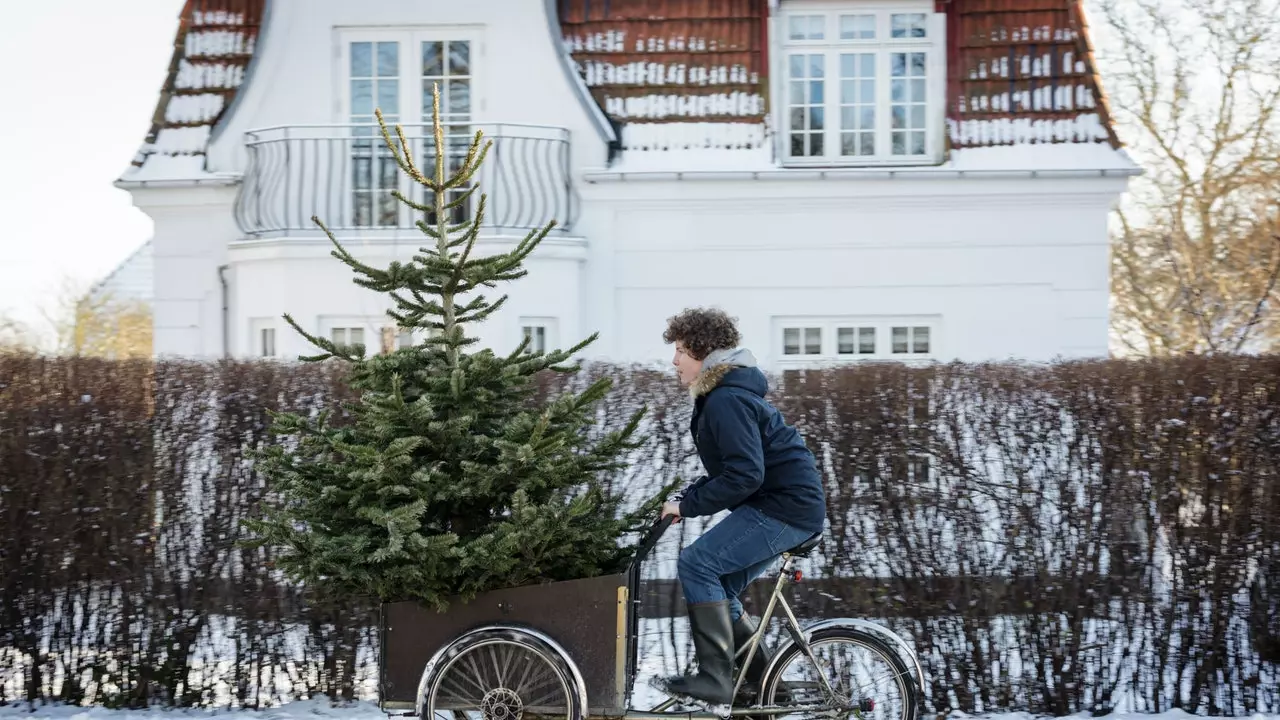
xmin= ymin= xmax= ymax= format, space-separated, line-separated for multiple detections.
xmin=244 ymin=85 xmax=673 ymax=610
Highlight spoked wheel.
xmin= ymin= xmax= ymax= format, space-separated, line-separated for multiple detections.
xmin=421 ymin=627 xmax=586 ymax=720
xmin=759 ymin=628 xmax=920 ymax=720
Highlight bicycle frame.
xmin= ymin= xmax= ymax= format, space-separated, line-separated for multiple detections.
xmin=645 ymin=548 xmax=839 ymax=715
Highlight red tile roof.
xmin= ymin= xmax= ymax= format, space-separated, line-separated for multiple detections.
xmin=560 ymin=0 xmax=1120 ymax=150
xmin=126 ymin=0 xmax=266 ymax=179
xmin=128 ymin=0 xmax=1118 ymax=177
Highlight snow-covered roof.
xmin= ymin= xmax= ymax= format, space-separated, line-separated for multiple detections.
xmin=120 ymin=0 xmax=266 ymax=183
xmin=560 ymin=0 xmax=1120 ymax=153
xmin=89 ymin=241 xmax=154 ymax=306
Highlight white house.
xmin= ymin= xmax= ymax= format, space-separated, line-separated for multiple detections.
xmin=112 ymin=0 xmax=1138 ymax=368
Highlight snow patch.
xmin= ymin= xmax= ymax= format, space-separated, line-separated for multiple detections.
xmin=947 ymin=141 xmax=1138 ymax=172
xmin=119 ymin=154 xmax=216 ymax=182
xmin=164 ymin=94 xmax=226 ymax=125
xmin=604 ymin=92 xmax=763 ymax=120
xmin=175 ymin=59 xmax=245 ymax=91
xmin=150 ymin=125 xmax=214 ymax=155
xmin=186 ymin=29 xmax=252 ymax=58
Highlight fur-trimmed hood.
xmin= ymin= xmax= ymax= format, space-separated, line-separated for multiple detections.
xmin=689 ymin=347 xmax=761 ymax=398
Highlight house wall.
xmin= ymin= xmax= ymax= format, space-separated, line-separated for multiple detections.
xmin=205 ymin=0 xmax=611 ymax=174
xmin=156 ymin=0 xmax=614 ymax=359
xmin=132 ymin=0 xmax=1132 ymax=365
xmin=575 ymin=174 xmax=1123 ymax=366
xmin=128 ymin=185 xmax=239 ymax=358
xmin=225 ymin=236 xmax=586 ymax=359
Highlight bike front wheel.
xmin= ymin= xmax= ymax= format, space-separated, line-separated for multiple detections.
xmin=759 ymin=627 xmax=921 ymax=720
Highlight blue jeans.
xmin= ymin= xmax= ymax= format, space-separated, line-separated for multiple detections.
xmin=678 ymin=505 xmax=815 ymax=621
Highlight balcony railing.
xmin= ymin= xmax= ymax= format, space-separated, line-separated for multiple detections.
xmin=233 ymin=123 xmax=575 ymax=238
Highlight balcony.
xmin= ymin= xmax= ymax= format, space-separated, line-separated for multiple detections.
xmin=233 ymin=123 xmax=575 ymax=239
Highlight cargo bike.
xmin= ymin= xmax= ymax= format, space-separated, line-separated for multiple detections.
xmin=378 ymin=515 xmax=924 ymax=720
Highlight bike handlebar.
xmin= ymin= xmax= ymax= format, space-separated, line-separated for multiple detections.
xmin=632 ymin=513 xmax=676 ymax=567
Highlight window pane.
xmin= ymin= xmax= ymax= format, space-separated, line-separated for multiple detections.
xmin=448 ymin=79 xmax=471 ymax=114
xmin=790 ymin=134 xmax=805 ymax=157
xmin=351 ymin=328 xmax=365 ymax=346
xmin=911 ymin=78 xmax=927 ymax=102
xmin=859 ymin=327 xmax=876 ymax=354
xmin=448 ymin=41 xmax=470 ymax=74
xmin=892 ymin=105 xmax=906 ymax=129
xmin=840 ymin=52 xmax=875 ymax=156
xmin=804 ymin=328 xmax=822 ymax=355
xmin=351 ymin=79 xmax=373 ymax=115
xmin=422 ymin=41 xmax=443 ymax=76
xmin=377 ymin=42 xmax=399 ymax=77
xmin=891 ymin=13 xmax=928 ymax=38
xmin=783 ymin=328 xmax=801 ymax=355
xmin=377 ymin=80 xmax=399 ymax=116
xmin=354 ymin=193 xmax=372 ymax=226
xmin=892 ymin=79 xmax=906 ymax=103
xmin=809 ymin=15 xmax=825 ymax=39
xmin=790 ymin=15 xmax=825 ymax=40
xmin=398 ymin=329 xmax=413 ymax=348
xmin=891 ymin=52 xmax=927 ymax=156
xmin=789 ymin=54 xmax=805 ymax=78
xmin=351 ymin=42 xmax=372 ymax=77
xmin=912 ymin=327 xmax=930 ymax=353
xmin=840 ymin=14 xmax=876 ymax=39
xmin=332 ymin=328 xmax=346 ymax=345
xmin=810 ymin=107 xmax=824 ymax=131
xmin=838 ymin=328 xmax=855 ymax=354
xmin=810 ymin=132 xmax=824 ymax=155
xmin=789 ymin=81 xmax=804 ymax=103
xmin=809 ymin=80 xmax=824 ymax=103
xmin=859 ymin=132 xmax=875 ymax=155
xmin=892 ymin=326 xmax=908 ymax=353
xmin=809 ymin=54 xmax=824 ymax=78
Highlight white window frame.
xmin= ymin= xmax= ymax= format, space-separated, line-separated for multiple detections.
xmin=317 ymin=315 xmax=384 ymax=354
xmin=336 ymin=27 xmax=484 ymax=228
xmin=519 ymin=317 xmax=558 ymax=355
xmin=773 ymin=315 xmax=941 ymax=366
xmin=249 ymin=318 xmax=278 ymax=359
xmin=772 ymin=1 xmax=946 ymax=167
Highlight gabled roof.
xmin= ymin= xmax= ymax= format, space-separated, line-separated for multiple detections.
xmin=123 ymin=0 xmax=1120 ymax=178
xmin=122 ymin=0 xmax=266 ymax=182
xmin=560 ymin=0 xmax=1120 ymax=151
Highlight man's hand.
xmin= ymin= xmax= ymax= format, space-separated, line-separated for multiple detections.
xmin=661 ymin=501 xmax=682 ymax=522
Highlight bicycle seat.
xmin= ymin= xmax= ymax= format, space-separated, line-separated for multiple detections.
xmin=784 ymin=532 xmax=823 ymax=557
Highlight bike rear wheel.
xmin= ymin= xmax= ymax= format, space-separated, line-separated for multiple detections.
xmin=759 ymin=627 xmax=920 ymax=720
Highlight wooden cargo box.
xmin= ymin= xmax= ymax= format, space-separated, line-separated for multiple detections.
xmin=380 ymin=567 xmax=643 ymax=717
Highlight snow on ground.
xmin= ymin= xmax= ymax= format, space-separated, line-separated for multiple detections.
xmin=2 ymin=698 xmax=1277 ymax=720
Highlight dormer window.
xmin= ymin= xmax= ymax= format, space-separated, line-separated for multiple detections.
xmin=776 ymin=2 xmax=944 ymax=167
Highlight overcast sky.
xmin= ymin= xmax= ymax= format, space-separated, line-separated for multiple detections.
xmin=0 ymin=0 xmax=184 ymax=333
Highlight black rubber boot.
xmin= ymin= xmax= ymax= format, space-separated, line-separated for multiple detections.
xmin=657 ymin=600 xmax=735 ymax=706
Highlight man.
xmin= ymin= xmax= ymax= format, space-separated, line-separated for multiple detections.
xmin=655 ymin=307 xmax=828 ymax=706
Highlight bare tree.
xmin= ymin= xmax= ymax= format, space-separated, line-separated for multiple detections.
xmin=38 ymin=276 xmax=153 ymax=359
xmin=1100 ymin=0 xmax=1280 ymax=355
xmin=0 ymin=312 xmax=38 ymax=354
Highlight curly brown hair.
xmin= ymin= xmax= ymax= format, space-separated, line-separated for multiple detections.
xmin=662 ymin=307 xmax=741 ymax=361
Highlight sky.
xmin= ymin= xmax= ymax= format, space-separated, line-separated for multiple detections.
xmin=0 ymin=0 xmax=184 ymax=334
